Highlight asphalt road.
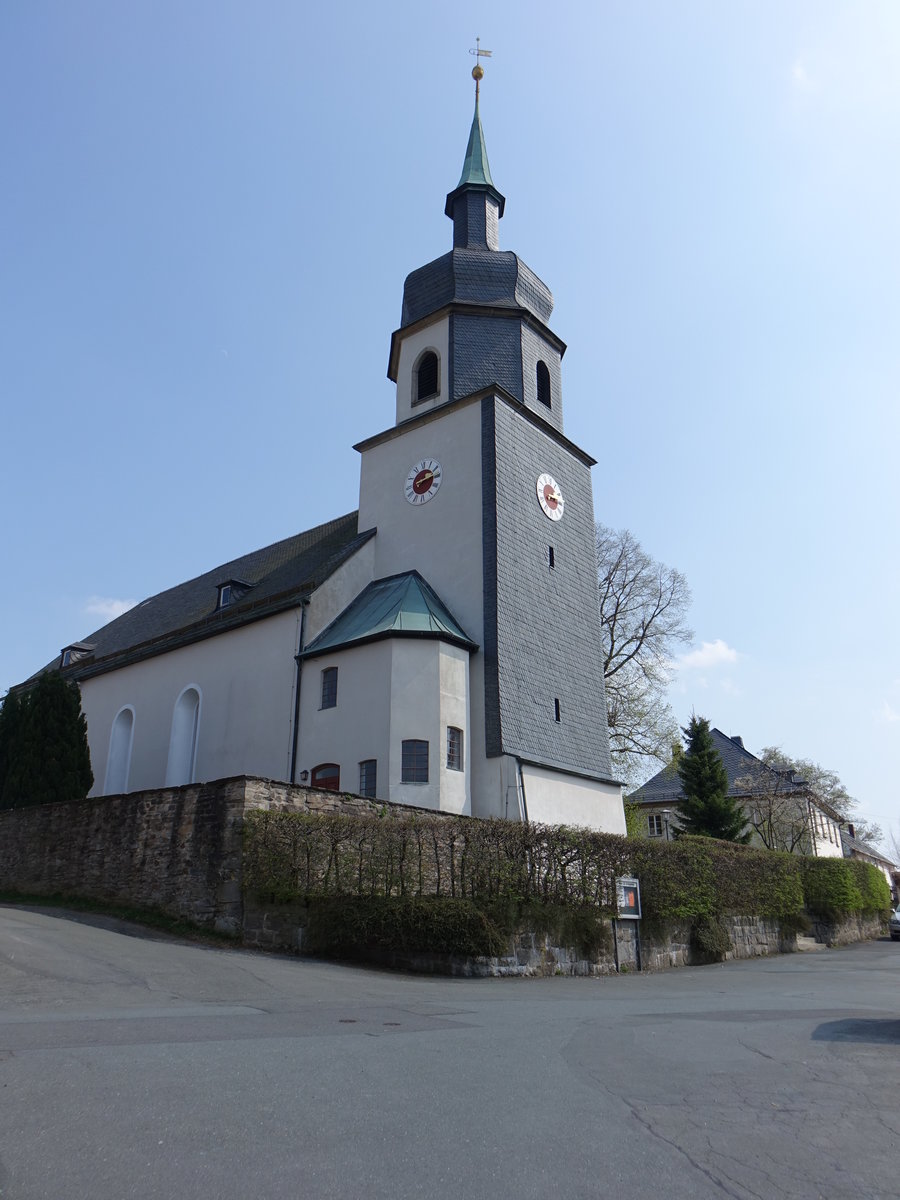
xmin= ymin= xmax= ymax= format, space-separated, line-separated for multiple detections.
xmin=0 ymin=906 xmax=897 ymax=1200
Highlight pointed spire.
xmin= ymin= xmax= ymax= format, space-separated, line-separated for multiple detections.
xmin=444 ymin=51 xmax=506 ymax=245
xmin=455 ymin=97 xmax=495 ymax=190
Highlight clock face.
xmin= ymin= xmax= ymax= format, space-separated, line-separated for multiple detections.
xmin=405 ymin=458 xmax=443 ymax=505
xmin=537 ymin=473 xmax=564 ymax=521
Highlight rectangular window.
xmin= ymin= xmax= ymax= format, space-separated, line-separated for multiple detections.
xmin=554 ymin=698 xmax=561 ymax=722
xmin=359 ymin=759 xmax=377 ymax=798
xmin=320 ymin=666 xmax=338 ymax=709
xmin=401 ymin=739 xmax=429 ymax=783
xmin=648 ymin=813 xmax=663 ymax=837
xmin=447 ymin=726 xmax=463 ymax=771
xmin=217 ymin=584 xmax=232 ymax=609
xmin=548 ymin=546 xmax=555 ymax=569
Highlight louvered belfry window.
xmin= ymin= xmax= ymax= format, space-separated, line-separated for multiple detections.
xmin=416 ymin=351 xmax=439 ymax=402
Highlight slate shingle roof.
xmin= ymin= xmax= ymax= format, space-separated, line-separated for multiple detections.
xmin=34 ymin=513 xmax=373 ymax=683
xmin=629 ymin=729 xmax=811 ymax=805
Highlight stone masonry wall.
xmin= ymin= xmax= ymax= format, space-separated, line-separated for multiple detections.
xmin=0 ymin=776 xmax=449 ymax=934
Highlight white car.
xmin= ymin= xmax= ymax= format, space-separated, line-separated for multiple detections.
xmin=890 ymin=909 xmax=900 ymax=941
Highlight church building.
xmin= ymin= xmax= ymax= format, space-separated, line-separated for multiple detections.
xmin=38 ymin=71 xmax=625 ymax=833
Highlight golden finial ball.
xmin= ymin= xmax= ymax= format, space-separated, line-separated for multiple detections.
xmin=472 ymin=64 xmax=484 ymax=81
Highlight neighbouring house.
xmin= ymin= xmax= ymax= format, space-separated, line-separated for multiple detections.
xmin=628 ymin=728 xmax=844 ymax=856
xmin=842 ymin=826 xmax=898 ymax=901
xmin=10 ymin=77 xmax=624 ymax=834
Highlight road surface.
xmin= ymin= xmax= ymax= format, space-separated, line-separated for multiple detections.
xmin=1 ymin=905 xmax=897 ymax=1199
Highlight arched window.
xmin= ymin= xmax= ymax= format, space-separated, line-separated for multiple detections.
xmin=311 ymin=763 xmax=340 ymax=792
xmin=536 ymin=361 xmax=552 ymax=409
xmin=104 ymin=706 xmax=135 ymax=794
xmin=414 ymin=350 xmax=439 ymax=404
xmin=165 ymin=686 xmax=201 ymax=787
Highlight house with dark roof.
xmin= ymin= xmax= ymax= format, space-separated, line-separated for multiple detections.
xmin=18 ymin=74 xmax=624 ymax=833
xmin=842 ymin=827 xmax=898 ymax=900
xmin=628 ymin=728 xmax=844 ymax=856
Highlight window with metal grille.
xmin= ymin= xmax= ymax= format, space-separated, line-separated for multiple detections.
xmin=320 ymin=667 xmax=337 ymax=709
xmin=401 ymin=739 xmax=429 ymax=783
xmin=536 ymin=360 xmax=551 ymax=408
xmin=359 ymin=759 xmax=377 ymax=798
xmin=446 ymin=727 xmax=463 ymax=771
xmin=648 ymin=813 xmax=663 ymax=837
xmin=311 ymin=763 xmax=340 ymax=791
xmin=415 ymin=351 xmax=439 ymax=403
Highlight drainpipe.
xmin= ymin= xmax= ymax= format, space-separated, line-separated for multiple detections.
xmin=289 ymin=601 xmax=308 ymax=785
xmin=516 ymin=757 xmax=529 ymax=823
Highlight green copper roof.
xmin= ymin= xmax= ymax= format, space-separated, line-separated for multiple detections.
xmin=301 ymin=571 xmax=477 ymax=659
xmin=456 ymin=98 xmax=494 ymax=189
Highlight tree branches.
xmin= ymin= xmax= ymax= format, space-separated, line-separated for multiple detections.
xmin=596 ymin=524 xmax=692 ymax=788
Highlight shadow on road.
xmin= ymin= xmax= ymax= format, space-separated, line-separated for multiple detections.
xmin=812 ymin=1018 xmax=900 ymax=1043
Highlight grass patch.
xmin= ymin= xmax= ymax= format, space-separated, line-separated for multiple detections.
xmin=0 ymin=890 xmax=239 ymax=945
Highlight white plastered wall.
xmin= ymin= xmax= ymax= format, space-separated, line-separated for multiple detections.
xmin=520 ymin=762 xmax=627 ymax=833
xmin=394 ymin=316 xmax=450 ymax=424
xmin=81 ymin=608 xmax=302 ymax=795
xmin=297 ymin=637 xmax=471 ymax=813
xmin=357 ymin=396 xmax=491 ymax=809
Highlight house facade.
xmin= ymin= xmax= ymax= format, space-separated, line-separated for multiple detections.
xmin=27 ymin=81 xmax=625 ymax=834
xmin=629 ymin=728 xmax=844 ymax=856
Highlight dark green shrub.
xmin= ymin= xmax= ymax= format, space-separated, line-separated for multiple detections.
xmin=303 ymin=895 xmax=507 ymax=958
xmin=690 ymin=915 xmax=732 ymax=963
xmin=629 ymin=837 xmax=717 ymax=920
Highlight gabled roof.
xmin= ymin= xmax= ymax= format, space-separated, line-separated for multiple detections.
xmin=841 ymin=830 xmax=898 ymax=871
xmin=34 ymin=513 xmax=374 ymax=682
xmin=629 ymin=728 xmax=814 ymax=806
xmin=301 ymin=570 xmax=477 ymax=660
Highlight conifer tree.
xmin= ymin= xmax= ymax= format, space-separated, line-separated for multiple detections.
xmin=1 ymin=674 xmax=93 ymax=808
xmin=0 ymin=690 xmax=25 ymax=808
xmin=676 ymin=715 xmax=750 ymax=842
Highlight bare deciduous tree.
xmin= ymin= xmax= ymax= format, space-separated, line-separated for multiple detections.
xmin=596 ymin=524 xmax=692 ymax=789
xmin=732 ymin=762 xmax=814 ymax=854
xmin=758 ymin=747 xmax=883 ymax=846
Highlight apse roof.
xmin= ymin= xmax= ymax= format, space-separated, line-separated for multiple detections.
xmin=301 ymin=570 xmax=477 ymax=659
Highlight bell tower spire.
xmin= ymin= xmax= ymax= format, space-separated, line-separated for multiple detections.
xmin=444 ymin=43 xmax=506 ymax=250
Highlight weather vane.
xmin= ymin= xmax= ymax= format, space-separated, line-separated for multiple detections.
xmin=469 ymin=37 xmax=492 ymax=99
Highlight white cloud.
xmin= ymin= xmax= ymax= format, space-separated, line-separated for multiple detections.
xmin=85 ymin=596 xmax=137 ymax=621
xmin=791 ymin=58 xmax=814 ymax=92
xmin=677 ymin=639 xmax=739 ymax=671
xmin=880 ymin=701 xmax=900 ymax=724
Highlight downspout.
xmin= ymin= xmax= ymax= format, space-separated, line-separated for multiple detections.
xmin=516 ymin=757 xmax=529 ymax=823
xmin=289 ymin=600 xmax=308 ymax=785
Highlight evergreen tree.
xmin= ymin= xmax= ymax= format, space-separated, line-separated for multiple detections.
xmin=2 ymin=673 xmax=93 ymax=808
xmin=0 ymin=690 xmax=25 ymax=808
xmin=676 ymin=715 xmax=750 ymax=842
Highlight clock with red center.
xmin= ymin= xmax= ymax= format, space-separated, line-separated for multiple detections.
xmin=405 ymin=458 xmax=443 ymax=505
xmin=536 ymin=473 xmax=564 ymax=520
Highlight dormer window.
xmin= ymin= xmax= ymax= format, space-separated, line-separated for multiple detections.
xmin=215 ymin=578 xmax=253 ymax=610
xmin=60 ymin=642 xmax=95 ymax=667
xmin=536 ymin=360 xmax=551 ymax=409
xmin=413 ymin=350 xmax=440 ymax=404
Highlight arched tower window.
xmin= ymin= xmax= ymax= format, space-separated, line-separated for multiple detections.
xmin=165 ymin=686 xmax=201 ymax=787
xmin=414 ymin=350 xmax=440 ymax=404
xmin=536 ymin=361 xmax=552 ymax=409
xmin=104 ymin=706 xmax=135 ymax=795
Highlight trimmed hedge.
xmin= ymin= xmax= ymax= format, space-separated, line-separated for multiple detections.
xmin=243 ymin=810 xmax=890 ymax=932
xmin=801 ymin=857 xmax=891 ymax=920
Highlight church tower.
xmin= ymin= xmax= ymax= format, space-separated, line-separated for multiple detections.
xmin=352 ymin=63 xmax=624 ymax=830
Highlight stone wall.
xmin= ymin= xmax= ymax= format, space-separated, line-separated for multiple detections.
xmin=809 ymin=912 xmax=885 ymax=947
xmin=0 ymin=775 xmax=442 ymax=934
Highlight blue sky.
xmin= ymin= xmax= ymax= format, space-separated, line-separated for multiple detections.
xmin=2 ymin=2 xmax=898 ymax=843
